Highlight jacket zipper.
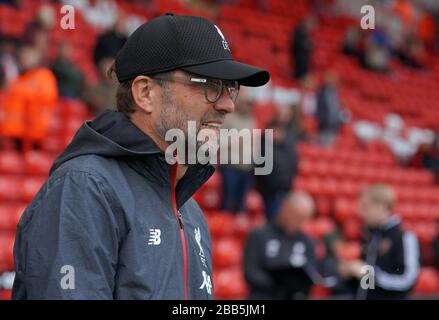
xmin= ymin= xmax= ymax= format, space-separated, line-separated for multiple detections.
xmin=170 ymin=164 xmax=189 ymax=300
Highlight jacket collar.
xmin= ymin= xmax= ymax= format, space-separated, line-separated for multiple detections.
xmin=51 ymin=110 xmax=215 ymax=208
xmin=366 ymin=214 xmax=401 ymax=237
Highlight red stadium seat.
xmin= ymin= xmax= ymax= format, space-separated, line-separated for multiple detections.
xmin=342 ymin=219 xmax=363 ymax=241
xmin=0 ymin=176 xmax=22 ymax=202
xmin=203 ymin=171 xmax=222 ymax=190
xmin=303 ymin=217 xmax=336 ymax=239
xmin=335 ymin=242 xmax=361 ymax=261
xmin=39 ymin=135 xmax=64 ymax=154
xmin=59 ymin=98 xmax=90 ymax=118
xmin=0 ymin=203 xmax=26 ymax=231
xmin=245 ymin=190 xmax=264 ymax=216
xmin=214 ymin=267 xmax=248 ymax=300
xmin=193 ymin=187 xmax=221 ymax=210
xmin=298 ymin=159 xmax=313 ymax=176
xmin=315 ymin=196 xmax=331 ymax=216
xmin=24 ymin=151 xmax=54 ymax=176
xmin=0 ymin=290 xmax=12 ymax=300
xmin=413 ymin=268 xmax=439 ymax=295
xmin=0 ymin=232 xmax=15 ymax=271
xmin=212 ymin=237 xmax=243 ymax=269
xmin=232 ymin=214 xmax=253 ymax=239
xmin=21 ymin=177 xmax=46 ymax=203
xmin=0 ymin=151 xmax=25 ymax=174
xmin=309 ymin=285 xmax=331 ymax=299
xmin=334 ymin=198 xmax=357 ymax=222
xmin=205 ymin=211 xmax=235 ymax=238
xmin=193 ymin=172 xmax=222 ymax=209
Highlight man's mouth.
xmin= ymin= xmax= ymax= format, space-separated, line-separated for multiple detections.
xmin=201 ymin=122 xmax=222 ymax=130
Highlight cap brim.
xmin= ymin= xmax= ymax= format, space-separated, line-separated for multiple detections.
xmin=182 ymin=59 xmax=270 ymax=87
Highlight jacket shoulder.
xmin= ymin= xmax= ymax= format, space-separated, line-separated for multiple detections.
xmin=247 ymin=224 xmax=272 ymax=240
xmin=51 ymin=154 xmax=120 ymax=179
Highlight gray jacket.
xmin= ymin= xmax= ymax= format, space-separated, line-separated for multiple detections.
xmin=12 ymin=110 xmax=215 ymax=300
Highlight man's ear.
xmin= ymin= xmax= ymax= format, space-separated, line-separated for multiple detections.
xmin=131 ymin=75 xmax=157 ymax=113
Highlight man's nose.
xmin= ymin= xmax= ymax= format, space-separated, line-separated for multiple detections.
xmin=213 ymin=93 xmax=235 ymax=114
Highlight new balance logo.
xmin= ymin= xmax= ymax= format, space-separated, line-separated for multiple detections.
xmin=148 ymin=229 xmax=161 ymax=245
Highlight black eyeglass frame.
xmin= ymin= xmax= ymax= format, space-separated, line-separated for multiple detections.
xmin=149 ymin=74 xmax=240 ymax=104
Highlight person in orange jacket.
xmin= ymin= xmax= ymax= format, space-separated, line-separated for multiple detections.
xmin=0 ymin=45 xmax=58 ymax=146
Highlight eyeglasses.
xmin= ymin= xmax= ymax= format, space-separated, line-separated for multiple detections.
xmin=150 ymin=74 xmax=240 ymax=104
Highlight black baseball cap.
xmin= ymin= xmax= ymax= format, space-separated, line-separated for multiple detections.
xmin=115 ymin=13 xmax=270 ymax=87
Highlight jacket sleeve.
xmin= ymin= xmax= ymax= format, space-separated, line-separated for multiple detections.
xmin=13 ymin=171 xmax=124 ymax=300
xmin=373 ymin=231 xmax=420 ymax=292
xmin=243 ymin=229 xmax=275 ymax=291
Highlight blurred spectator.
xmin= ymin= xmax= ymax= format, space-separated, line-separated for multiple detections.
xmin=299 ymin=74 xmax=317 ymax=117
xmin=315 ymin=71 xmax=347 ymax=145
xmin=433 ymin=221 xmax=439 ymax=269
xmin=219 ymin=97 xmax=255 ymax=213
xmin=417 ymin=11 xmax=435 ymax=50
xmin=341 ymin=2 xmax=429 ymax=72
xmin=391 ymin=0 xmax=418 ymax=36
xmin=243 ymin=191 xmax=317 ymax=299
xmin=362 ymin=28 xmax=391 ymax=73
xmin=0 ymin=45 xmax=58 ymax=149
xmin=287 ymin=103 xmax=308 ymax=141
xmin=339 ymin=184 xmax=420 ymax=300
xmin=397 ymin=32 xmax=427 ymax=68
xmin=50 ymin=41 xmax=85 ymax=99
xmin=320 ymin=229 xmax=349 ymax=294
xmin=321 ymin=228 xmax=343 ymax=273
xmin=342 ymin=26 xmax=362 ymax=57
xmin=386 ymin=12 xmax=405 ymax=52
xmin=290 ymin=15 xmax=317 ymax=80
xmin=83 ymin=57 xmax=118 ymax=115
xmin=22 ymin=4 xmax=56 ymax=63
xmin=0 ymin=61 xmax=3 ymax=86
xmin=0 ymin=0 xmax=20 ymax=6
xmin=213 ymin=0 xmax=237 ymax=4
xmin=93 ymin=11 xmax=128 ymax=68
xmin=276 ymin=102 xmax=308 ymax=141
xmin=0 ymin=35 xmax=19 ymax=87
xmin=256 ymin=106 xmax=299 ymax=220
xmin=433 ymin=4 xmax=439 ymax=52
xmin=422 ymin=131 xmax=439 ymax=183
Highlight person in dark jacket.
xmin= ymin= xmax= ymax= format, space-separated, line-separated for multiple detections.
xmin=290 ymin=15 xmax=316 ymax=80
xmin=339 ymin=185 xmax=420 ymax=300
xmin=12 ymin=14 xmax=269 ymax=300
xmin=256 ymin=107 xmax=299 ymax=221
xmin=83 ymin=57 xmax=118 ymax=115
xmin=433 ymin=222 xmax=439 ymax=269
xmin=244 ymin=191 xmax=318 ymax=299
xmin=50 ymin=41 xmax=84 ymax=98
xmin=93 ymin=11 xmax=128 ymax=68
xmin=315 ymin=71 xmax=347 ymax=145
xmin=219 ymin=97 xmax=255 ymax=213
xmin=422 ymin=131 xmax=439 ymax=184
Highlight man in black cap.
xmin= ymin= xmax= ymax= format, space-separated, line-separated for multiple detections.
xmin=12 ymin=14 xmax=269 ymax=299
